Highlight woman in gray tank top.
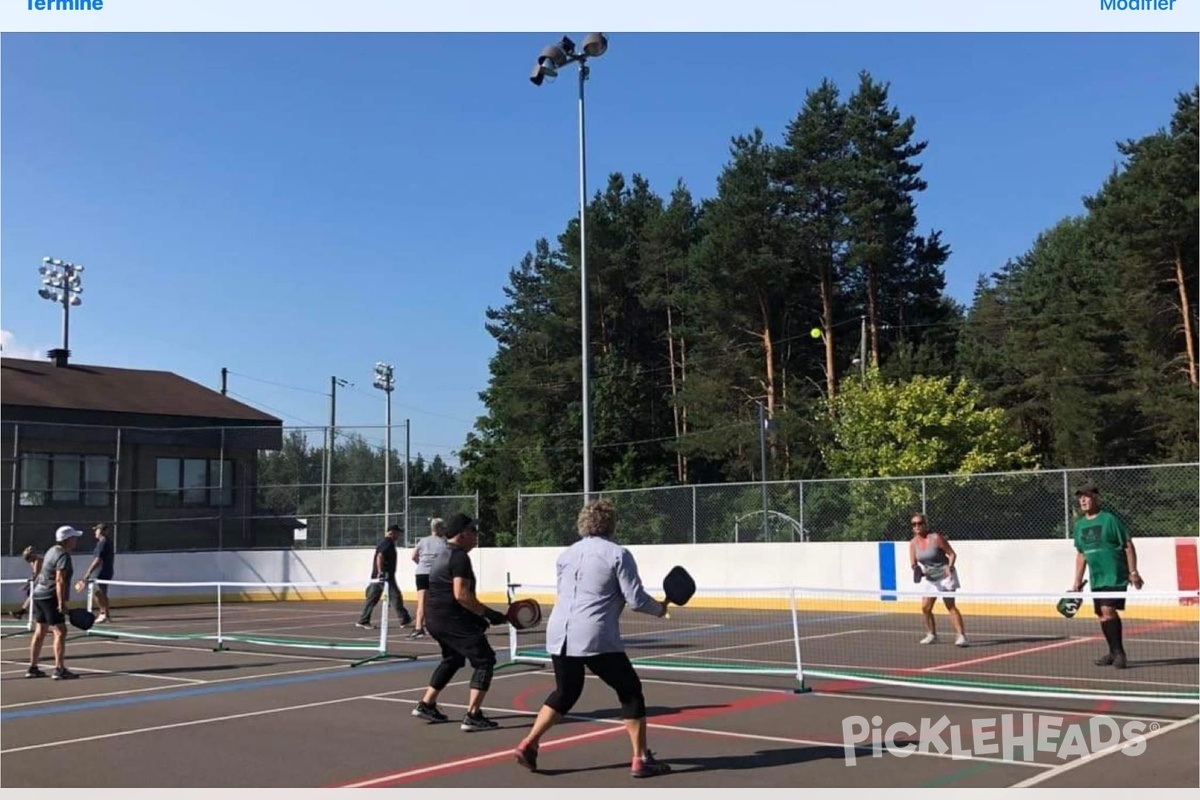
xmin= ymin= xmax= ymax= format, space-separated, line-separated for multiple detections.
xmin=908 ymin=514 xmax=968 ymax=647
xmin=409 ymin=518 xmax=448 ymax=639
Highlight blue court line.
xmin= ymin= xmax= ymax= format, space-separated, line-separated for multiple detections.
xmin=1 ymin=657 xmax=429 ymax=721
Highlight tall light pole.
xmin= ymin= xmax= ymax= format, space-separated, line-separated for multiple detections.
xmin=373 ymin=362 xmax=395 ymax=529
xmin=37 ymin=256 xmax=84 ymax=365
xmin=530 ymin=32 xmax=608 ymax=502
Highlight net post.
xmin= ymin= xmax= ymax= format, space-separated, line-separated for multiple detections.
xmin=213 ymin=582 xmax=226 ymax=652
xmin=789 ymin=587 xmax=810 ymax=694
xmin=351 ymin=578 xmax=417 ymax=668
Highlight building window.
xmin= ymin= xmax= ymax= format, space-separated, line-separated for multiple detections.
xmin=156 ymin=457 xmax=235 ymax=507
xmin=19 ymin=453 xmax=111 ymax=507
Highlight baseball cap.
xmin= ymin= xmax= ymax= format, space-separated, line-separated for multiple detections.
xmin=386 ymin=524 xmax=402 ymax=534
xmin=1074 ymin=482 xmax=1100 ymax=496
xmin=444 ymin=513 xmax=476 ymax=537
xmin=55 ymin=525 xmax=84 ymax=542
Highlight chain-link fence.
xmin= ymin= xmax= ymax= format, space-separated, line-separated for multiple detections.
xmin=515 ymin=463 xmax=1199 ymax=546
xmin=1 ymin=421 xmax=475 ymax=554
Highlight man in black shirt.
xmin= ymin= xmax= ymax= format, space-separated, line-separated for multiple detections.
xmin=357 ymin=524 xmax=412 ymax=629
xmin=412 ymin=513 xmax=508 ymax=732
xmin=75 ymin=523 xmax=116 ymax=624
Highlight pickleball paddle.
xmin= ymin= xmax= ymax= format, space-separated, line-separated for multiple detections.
xmin=67 ymin=607 xmax=96 ymax=632
xmin=663 ymin=566 xmax=696 ymax=608
xmin=506 ymin=598 xmax=542 ymax=630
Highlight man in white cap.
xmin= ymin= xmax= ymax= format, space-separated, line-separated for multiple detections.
xmin=27 ymin=525 xmax=83 ymax=680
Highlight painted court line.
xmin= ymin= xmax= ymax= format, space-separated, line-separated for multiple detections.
xmin=0 ymin=658 xmax=204 ymax=685
xmin=0 ymin=694 xmax=373 ymax=754
xmin=1008 ymin=713 xmax=1200 ymax=787
xmin=366 ymin=695 xmax=1051 ymax=772
xmin=0 ymin=660 xmax=404 ymax=713
xmin=342 ymin=690 xmax=793 ymax=787
xmin=644 ymin=629 xmax=865 ymax=664
xmin=925 ymin=621 xmax=1185 ymax=672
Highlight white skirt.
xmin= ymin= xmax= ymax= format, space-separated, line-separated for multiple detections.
xmin=920 ymin=567 xmax=960 ymax=594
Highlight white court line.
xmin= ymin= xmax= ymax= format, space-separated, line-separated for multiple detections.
xmin=0 ymin=695 xmax=374 ymax=754
xmin=0 ymin=669 xmax=533 ymax=755
xmin=0 ymin=662 xmax=349 ymax=710
xmin=0 ymin=658 xmax=204 ymax=685
xmin=866 ymin=629 xmax=1197 ymax=648
xmin=621 ymin=675 xmax=1181 ymax=723
xmin=365 ymin=695 xmax=1051 ymax=771
xmin=796 ymin=658 xmax=1198 ymax=690
xmin=1008 ymin=713 xmax=1200 ymax=787
xmin=921 ymin=637 xmax=1094 ymax=672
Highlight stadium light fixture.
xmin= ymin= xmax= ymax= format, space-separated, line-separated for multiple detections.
xmin=37 ymin=255 xmax=84 ymax=363
xmin=529 ymin=32 xmax=607 ymax=501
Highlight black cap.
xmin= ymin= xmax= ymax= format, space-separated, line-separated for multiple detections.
xmin=1074 ymin=482 xmax=1099 ymax=496
xmin=444 ymin=513 xmax=476 ymax=537
xmin=386 ymin=524 xmax=402 ymax=534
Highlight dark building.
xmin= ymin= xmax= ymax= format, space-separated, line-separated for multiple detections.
xmin=1 ymin=355 xmax=289 ymax=555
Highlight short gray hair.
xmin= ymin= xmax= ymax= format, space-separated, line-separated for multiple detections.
xmin=429 ymin=517 xmax=446 ymax=537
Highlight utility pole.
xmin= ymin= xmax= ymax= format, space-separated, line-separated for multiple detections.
xmin=324 ymin=376 xmax=350 ymax=547
xmin=404 ymin=418 xmax=411 ymax=547
xmin=758 ymin=399 xmax=769 ymax=542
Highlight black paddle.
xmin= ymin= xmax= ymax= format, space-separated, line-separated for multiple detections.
xmin=662 ymin=566 xmax=696 ymax=618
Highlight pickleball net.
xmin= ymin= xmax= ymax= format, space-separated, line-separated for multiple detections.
xmin=80 ymin=578 xmax=416 ymax=666
xmin=1 ymin=578 xmax=34 ymax=638
xmin=504 ymin=580 xmax=1200 ymax=705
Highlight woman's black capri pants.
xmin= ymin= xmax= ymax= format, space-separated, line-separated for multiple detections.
xmin=546 ymin=650 xmax=646 ymax=719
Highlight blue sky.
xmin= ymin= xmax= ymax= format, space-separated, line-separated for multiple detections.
xmin=2 ymin=33 xmax=1196 ymax=466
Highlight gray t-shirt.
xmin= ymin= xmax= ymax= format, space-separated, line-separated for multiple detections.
xmin=31 ymin=544 xmax=73 ymax=601
xmin=414 ymin=535 xmax=449 ymax=576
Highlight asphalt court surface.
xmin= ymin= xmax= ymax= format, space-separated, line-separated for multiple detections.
xmin=1 ymin=598 xmax=1197 ymax=787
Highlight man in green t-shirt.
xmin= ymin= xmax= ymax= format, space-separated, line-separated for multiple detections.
xmin=1071 ymin=483 xmax=1143 ymax=669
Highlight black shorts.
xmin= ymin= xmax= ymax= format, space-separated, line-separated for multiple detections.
xmin=31 ymin=597 xmax=65 ymax=626
xmin=1093 ymin=585 xmax=1128 ymax=615
xmin=415 ymin=574 xmax=430 ymax=591
xmin=428 ymin=618 xmax=496 ymax=667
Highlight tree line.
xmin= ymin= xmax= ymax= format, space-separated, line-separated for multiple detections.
xmin=410 ymin=76 xmax=1200 ymax=539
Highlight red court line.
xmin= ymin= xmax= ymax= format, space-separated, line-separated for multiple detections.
xmin=335 ymin=689 xmax=793 ymax=788
xmin=924 ymin=620 xmax=1182 ymax=672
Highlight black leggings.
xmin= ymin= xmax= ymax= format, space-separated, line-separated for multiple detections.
xmin=546 ymin=651 xmax=646 ymax=719
xmin=428 ymin=622 xmax=496 ymax=692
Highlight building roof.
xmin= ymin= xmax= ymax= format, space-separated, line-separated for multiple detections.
xmin=1 ymin=357 xmax=280 ymax=424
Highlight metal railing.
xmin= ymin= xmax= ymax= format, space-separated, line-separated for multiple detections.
xmin=514 ymin=463 xmax=1200 ymax=547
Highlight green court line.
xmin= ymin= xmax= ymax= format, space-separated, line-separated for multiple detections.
xmin=802 ymin=668 xmax=1199 ymax=702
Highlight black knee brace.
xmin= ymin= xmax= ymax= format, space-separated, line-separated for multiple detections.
xmin=469 ymin=662 xmax=495 ymax=692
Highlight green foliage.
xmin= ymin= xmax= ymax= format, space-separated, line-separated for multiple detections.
xmin=823 ymin=368 xmax=1038 ymax=479
xmin=456 ymin=76 xmax=1197 ymax=537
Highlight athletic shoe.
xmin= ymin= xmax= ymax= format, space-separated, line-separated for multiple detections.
xmin=919 ymin=633 xmax=937 ymax=645
xmin=356 ymin=622 xmax=374 ymax=630
xmin=94 ymin=613 xmax=109 ymax=624
xmin=955 ymin=635 xmax=969 ymax=647
xmin=460 ymin=711 xmax=499 ymax=732
xmin=52 ymin=667 xmax=78 ymax=681
xmin=400 ymin=612 xmax=413 ymax=627
xmin=514 ymin=741 xmax=539 ymax=772
xmin=412 ymin=702 xmax=448 ymax=723
xmin=1113 ymin=651 xmax=1128 ymax=669
xmin=24 ymin=666 xmax=45 ymax=679
xmin=631 ymin=751 xmax=671 ymax=778
xmin=1094 ymin=652 xmax=1114 ymax=666
xmin=406 ymin=628 xmax=426 ymax=639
